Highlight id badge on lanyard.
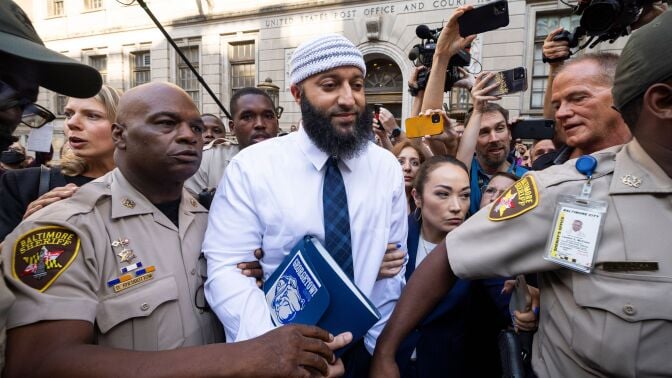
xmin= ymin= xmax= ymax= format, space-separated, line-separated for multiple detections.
xmin=543 ymin=156 xmax=607 ymax=273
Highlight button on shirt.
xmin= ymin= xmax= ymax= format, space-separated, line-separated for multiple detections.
xmin=203 ymin=127 xmax=408 ymax=353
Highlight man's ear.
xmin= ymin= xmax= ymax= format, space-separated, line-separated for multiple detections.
xmin=229 ymin=119 xmax=236 ymax=133
xmin=644 ymin=82 xmax=672 ymax=121
xmin=112 ymin=123 xmax=127 ymax=150
xmin=290 ymin=84 xmax=302 ymax=105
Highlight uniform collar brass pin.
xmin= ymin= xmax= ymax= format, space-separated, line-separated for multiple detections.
xmin=621 ymin=174 xmax=642 ymax=188
xmin=190 ymin=198 xmax=198 ymax=207
xmin=121 ymin=198 xmax=136 ymax=208
xmin=111 ymin=238 xmax=129 ymax=248
xmin=118 ymin=248 xmax=136 ymax=263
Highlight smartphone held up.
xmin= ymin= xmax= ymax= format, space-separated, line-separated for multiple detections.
xmin=406 ymin=113 xmax=444 ymax=139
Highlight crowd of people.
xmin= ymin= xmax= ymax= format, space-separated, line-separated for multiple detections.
xmin=0 ymin=0 xmax=671 ymax=377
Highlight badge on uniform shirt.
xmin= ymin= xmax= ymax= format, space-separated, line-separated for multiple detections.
xmin=543 ymin=195 xmax=608 ymax=273
xmin=488 ymin=176 xmax=539 ymax=221
xmin=11 ymin=226 xmax=81 ymax=292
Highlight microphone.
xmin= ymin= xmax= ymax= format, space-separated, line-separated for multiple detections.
xmin=408 ymin=45 xmax=420 ymax=61
xmin=416 ymin=25 xmax=433 ymax=39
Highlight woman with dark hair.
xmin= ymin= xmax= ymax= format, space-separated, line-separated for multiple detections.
xmin=398 ymin=155 xmax=511 ymax=378
xmin=0 ymin=85 xmax=121 ymax=240
xmin=392 ymin=140 xmax=426 ymax=213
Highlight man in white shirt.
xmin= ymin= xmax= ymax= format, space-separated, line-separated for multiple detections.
xmin=203 ymin=34 xmax=408 ymax=375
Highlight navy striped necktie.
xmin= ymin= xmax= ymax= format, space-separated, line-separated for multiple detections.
xmin=322 ymin=157 xmax=354 ymax=279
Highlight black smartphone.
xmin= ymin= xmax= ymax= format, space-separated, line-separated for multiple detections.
xmin=484 ymin=67 xmax=528 ymax=97
xmin=511 ymin=119 xmax=555 ymax=140
xmin=373 ymin=104 xmax=384 ymax=130
xmin=458 ymin=0 xmax=510 ymax=37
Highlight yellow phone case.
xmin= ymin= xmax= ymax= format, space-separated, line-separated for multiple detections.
xmin=405 ymin=114 xmax=444 ymax=138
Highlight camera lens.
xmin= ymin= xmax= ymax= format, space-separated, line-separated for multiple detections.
xmin=514 ymin=68 xmax=524 ymax=80
xmin=431 ymin=114 xmax=440 ymax=123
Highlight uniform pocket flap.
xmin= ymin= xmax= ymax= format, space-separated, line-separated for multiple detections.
xmin=573 ymin=273 xmax=672 ymax=322
xmin=97 ymin=275 xmax=179 ymax=333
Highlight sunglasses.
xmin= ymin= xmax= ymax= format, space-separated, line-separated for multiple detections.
xmin=0 ymin=80 xmax=55 ymax=129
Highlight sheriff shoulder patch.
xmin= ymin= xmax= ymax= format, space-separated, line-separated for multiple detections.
xmin=12 ymin=226 xmax=80 ymax=292
xmin=488 ymin=175 xmax=539 ymax=221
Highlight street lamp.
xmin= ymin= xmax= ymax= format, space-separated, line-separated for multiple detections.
xmin=256 ymin=77 xmax=284 ymax=119
xmin=447 ymin=87 xmax=471 ymax=122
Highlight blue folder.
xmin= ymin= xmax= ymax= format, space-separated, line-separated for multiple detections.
xmin=264 ymin=236 xmax=381 ymax=355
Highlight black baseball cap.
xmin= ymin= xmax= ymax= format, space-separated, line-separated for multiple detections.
xmin=613 ymin=10 xmax=672 ymax=110
xmin=0 ymin=0 xmax=102 ymax=98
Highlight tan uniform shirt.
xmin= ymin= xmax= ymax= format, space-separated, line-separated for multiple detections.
xmin=447 ymin=140 xmax=672 ymax=377
xmin=185 ymin=139 xmax=240 ymax=195
xmin=0 ymin=258 xmax=15 ymax=371
xmin=2 ymin=168 xmax=223 ymax=351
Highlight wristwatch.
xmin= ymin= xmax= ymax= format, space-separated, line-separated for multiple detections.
xmin=391 ymin=127 xmax=402 ymax=138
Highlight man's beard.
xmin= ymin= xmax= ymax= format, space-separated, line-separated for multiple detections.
xmin=481 ymin=143 xmax=510 ymax=169
xmin=300 ymin=92 xmax=372 ymax=160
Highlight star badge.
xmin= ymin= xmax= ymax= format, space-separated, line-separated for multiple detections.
xmin=117 ymin=248 xmax=136 ymax=263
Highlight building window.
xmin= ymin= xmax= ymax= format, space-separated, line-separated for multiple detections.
xmin=177 ymin=45 xmax=200 ymax=106
xmin=131 ymin=51 xmax=151 ymax=87
xmin=55 ymin=94 xmax=68 ymax=116
xmin=531 ymin=14 xmax=580 ymax=109
xmin=84 ymin=0 xmax=103 ymax=10
xmin=89 ymin=54 xmax=108 ymax=84
xmin=229 ymin=41 xmax=256 ymax=94
xmin=48 ymin=0 xmax=65 ymax=17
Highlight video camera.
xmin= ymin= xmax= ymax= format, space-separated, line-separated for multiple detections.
xmin=547 ymin=0 xmax=657 ymax=62
xmin=408 ymin=25 xmax=471 ymax=92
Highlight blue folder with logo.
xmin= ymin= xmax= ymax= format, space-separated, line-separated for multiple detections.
xmin=264 ymin=236 xmax=381 ymax=355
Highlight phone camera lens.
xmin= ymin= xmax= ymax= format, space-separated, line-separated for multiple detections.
xmin=431 ymin=114 xmax=440 ymax=123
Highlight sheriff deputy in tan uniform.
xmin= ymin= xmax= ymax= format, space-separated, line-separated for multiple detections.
xmin=371 ymin=11 xmax=672 ymax=378
xmin=185 ymin=87 xmax=279 ymax=198
xmin=2 ymin=82 xmax=350 ymax=377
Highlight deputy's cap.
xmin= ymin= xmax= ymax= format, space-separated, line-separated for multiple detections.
xmin=289 ymin=34 xmax=366 ymax=85
xmin=613 ymin=10 xmax=672 ymax=110
xmin=0 ymin=0 xmax=102 ymax=98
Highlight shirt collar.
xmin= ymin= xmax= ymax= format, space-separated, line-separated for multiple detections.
xmin=610 ymin=139 xmax=672 ymax=194
xmin=296 ymin=122 xmax=355 ymax=172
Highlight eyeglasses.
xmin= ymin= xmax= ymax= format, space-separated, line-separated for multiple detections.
xmin=194 ymin=253 xmax=210 ymax=311
xmin=20 ymin=103 xmax=56 ymax=129
xmin=482 ymin=185 xmax=505 ymax=199
xmin=0 ymin=80 xmax=55 ymax=129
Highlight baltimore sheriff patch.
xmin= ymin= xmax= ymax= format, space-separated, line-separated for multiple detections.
xmin=12 ymin=226 xmax=80 ymax=292
xmin=488 ymin=175 xmax=539 ymax=221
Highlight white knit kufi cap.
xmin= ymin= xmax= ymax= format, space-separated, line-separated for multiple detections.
xmin=289 ymin=34 xmax=366 ymax=85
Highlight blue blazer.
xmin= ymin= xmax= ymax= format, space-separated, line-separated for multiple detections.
xmin=397 ymin=215 xmax=512 ymax=378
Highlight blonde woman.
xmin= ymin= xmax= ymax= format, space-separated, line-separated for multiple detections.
xmin=0 ymin=85 xmax=121 ymax=240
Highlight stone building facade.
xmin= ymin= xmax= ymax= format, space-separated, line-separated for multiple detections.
xmin=14 ymin=0 xmax=628 ymax=155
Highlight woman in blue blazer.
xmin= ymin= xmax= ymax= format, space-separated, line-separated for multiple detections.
xmin=396 ymin=156 xmax=511 ymax=377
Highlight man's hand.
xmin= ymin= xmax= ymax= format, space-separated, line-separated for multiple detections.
xmin=325 ymin=332 xmax=353 ymax=377
xmin=408 ymin=66 xmax=427 ymax=92
xmin=470 ymin=72 xmax=501 ymax=113
xmin=378 ymin=108 xmax=398 ymax=133
xmin=542 ymin=27 xmax=570 ymax=66
xmin=453 ymin=67 xmax=476 ymax=90
xmin=24 ymin=183 xmax=78 ymax=219
xmin=237 ymin=248 xmax=264 ymax=288
xmin=502 ymin=280 xmax=540 ymax=332
xmin=378 ymin=243 xmax=405 ymax=280
xmin=249 ymin=324 xmax=337 ymax=377
xmin=434 ymin=5 xmax=477 ymax=60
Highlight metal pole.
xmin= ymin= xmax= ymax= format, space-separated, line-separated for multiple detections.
xmin=135 ymin=0 xmax=232 ymax=119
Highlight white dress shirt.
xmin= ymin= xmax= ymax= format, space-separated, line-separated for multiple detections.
xmin=203 ymin=127 xmax=408 ymax=353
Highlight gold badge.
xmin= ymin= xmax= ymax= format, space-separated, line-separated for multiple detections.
xmin=12 ymin=226 xmax=81 ymax=292
xmin=190 ymin=198 xmax=198 ymax=207
xmin=121 ymin=198 xmax=136 ymax=208
xmin=488 ymin=175 xmax=539 ymax=221
xmin=117 ymin=248 xmax=136 ymax=263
